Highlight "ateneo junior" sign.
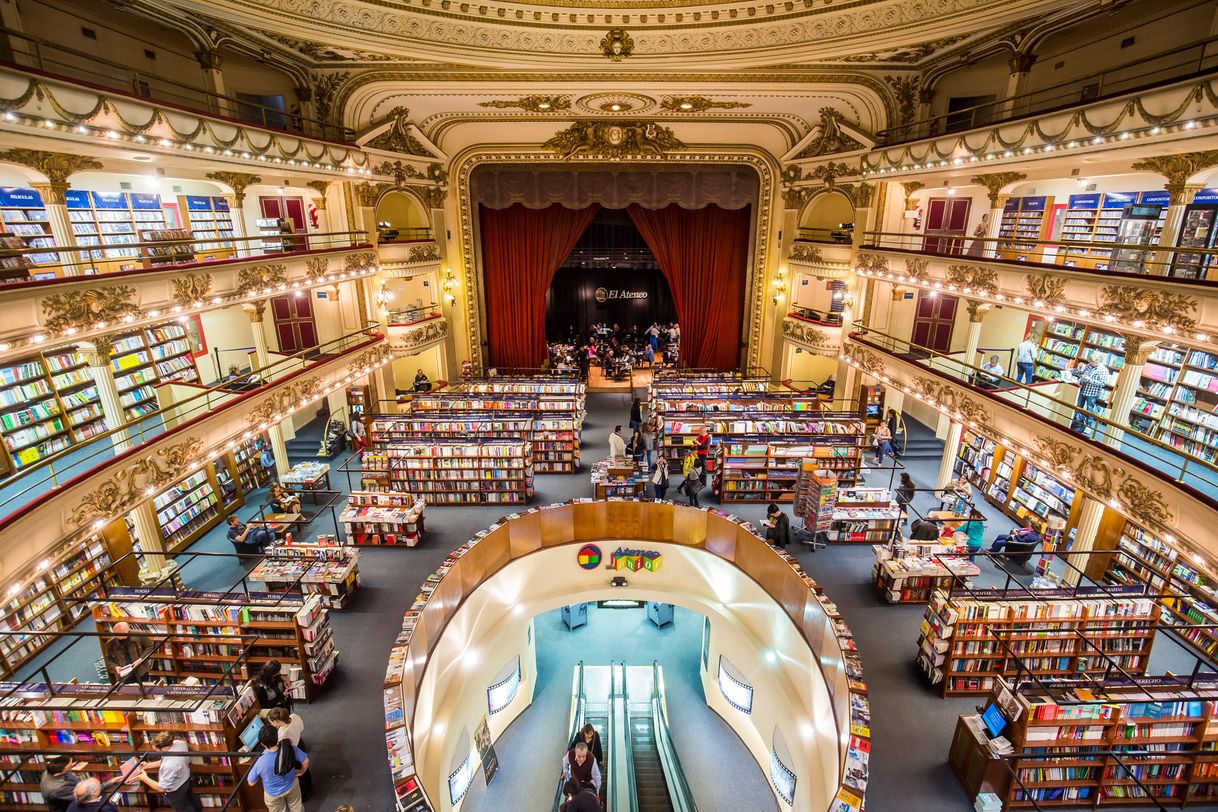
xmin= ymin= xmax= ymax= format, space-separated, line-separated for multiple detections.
xmin=594 ymin=287 xmax=649 ymax=303
xmin=608 ymin=546 xmax=663 ymax=572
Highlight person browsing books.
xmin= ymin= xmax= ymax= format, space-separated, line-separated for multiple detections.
xmin=266 ymin=707 xmax=311 ymax=800
xmin=66 ymin=778 xmax=120 ymax=812
xmin=42 ymin=757 xmax=130 ymax=812
xmin=139 ymin=732 xmax=201 ymax=812
xmin=763 ymin=504 xmax=792 ymax=548
xmin=608 ymin=425 xmax=626 ymax=461
xmin=103 ymin=622 xmax=154 ymax=684
xmin=253 ymin=660 xmax=293 ymax=711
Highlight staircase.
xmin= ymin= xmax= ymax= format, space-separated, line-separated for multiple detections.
xmin=285 ymin=413 xmax=329 ymax=463
xmin=901 ymin=417 xmax=947 ymax=462
xmin=631 ymin=715 xmax=673 ymax=811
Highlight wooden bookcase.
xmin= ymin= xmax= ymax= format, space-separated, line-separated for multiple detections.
xmin=178 ymin=194 xmax=236 ymax=260
xmin=361 ymin=439 xmax=534 ymax=505
xmin=92 ymin=589 xmax=337 ymax=703
xmin=340 ymin=491 xmax=427 ymax=546
xmin=949 ymin=675 xmax=1218 ymax=809
xmin=0 ymin=186 xmax=57 ymax=272
xmin=139 ymin=227 xmax=194 ymax=268
xmin=151 ymin=468 xmax=223 ymax=554
xmin=65 ymin=190 xmax=164 ymax=273
xmin=956 ymin=432 xmax=1083 ymax=538
xmin=0 ymin=520 xmax=136 ymax=680
xmin=656 ymin=407 xmax=854 ymax=466
xmin=917 ymin=588 xmax=1160 ymax=696
xmin=1032 ymin=319 xmax=1124 ymax=409
xmin=109 ymin=321 xmax=201 ymax=422
xmin=1058 ymin=191 xmax=1169 ymax=270
xmin=997 ymin=195 xmax=1054 ymax=262
xmin=718 ymin=436 xmax=863 ymax=502
xmin=0 ymin=682 xmax=261 ymax=810
xmin=373 ymin=410 xmax=581 ymax=474
xmin=250 ymin=535 xmax=362 ymax=608
xmin=832 ymin=488 xmax=901 ymax=543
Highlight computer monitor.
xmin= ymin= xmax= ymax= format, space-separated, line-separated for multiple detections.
xmin=981 ymin=702 xmax=1008 ymax=738
xmin=240 ymin=716 xmax=265 ymax=750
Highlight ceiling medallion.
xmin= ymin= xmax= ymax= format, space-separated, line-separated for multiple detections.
xmin=543 ymin=121 xmax=685 ymax=159
xmin=576 ymin=92 xmax=656 ymax=115
xmin=660 ymin=96 xmax=752 ymax=113
xmin=478 ymin=95 xmax=571 ymax=113
xmin=601 ymin=28 xmax=634 ymax=61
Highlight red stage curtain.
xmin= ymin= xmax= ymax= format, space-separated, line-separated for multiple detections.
xmin=626 ymin=204 xmax=751 ymax=370
xmin=480 ymin=203 xmax=600 ymax=368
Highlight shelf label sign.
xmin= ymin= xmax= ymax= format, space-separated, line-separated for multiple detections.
xmin=608 ymin=546 xmax=663 ymax=573
xmin=64 ymin=189 xmax=91 ymax=209
xmin=0 ymin=186 xmax=41 ymax=207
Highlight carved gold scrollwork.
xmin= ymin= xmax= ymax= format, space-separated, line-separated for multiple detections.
xmin=41 ymin=285 xmax=140 ymax=335
xmin=170 ymin=274 xmax=214 ymax=308
xmin=856 ymin=252 xmax=889 ymax=273
xmin=789 ymin=244 xmax=824 ymax=264
xmin=235 ymin=264 xmax=288 ymax=298
xmin=69 ymin=437 xmax=204 ymax=527
xmin=246 ymin=377 xmax=323 ymax=426
xmin=306 ymin=257 xmax=330 ymax=282
xmin=391 ymin=319 xmax=450 ymax=354
xmin=1097 ymin=285 xmax=1198 ymax=332
xmin=543 ymin=121 xmax=685 ymax=159
xmin=204 ymin=172 xmax=261 ymax=207
xmin=844 ymin=343 xmax=887 ymax=375
xmin=407 ymin=244 xmax=441 ymax=263
xmin=1025 ymin=273 xmax=1067 ymax=305
xmin=945 ymin=264 xmax=999 ymax=296
xmin=903 ymin=258 xmax=929 ymax=281
xmin=343 ymin=251 xmax=378 ymax=274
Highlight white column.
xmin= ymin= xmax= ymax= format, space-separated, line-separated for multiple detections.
xmin=982 ymin=196 xmax=1008 ymax=259
xmin=130 ymin=500 xmax=168 ymax=574
xmin=79 ymin=341 xmax=133 ymax=452
xmin=223 ymin=194 xmax=251 ymax=258
xmin=1101 ymin=336 xmax=1157 ymax=449
xmin=31 ymin=182 xmax=81 ymax=276
xmin=999 ymin=53 xmax=1037 ymax=118
xmin=244 ymin=302 xmax=289 ymax=476
xmin=1062 ymin=497 xmax=1105 ymax=587
xmin=937 ymin=421 xmax=964 ymax=489
xmin=194 ymin=49 xmax=234 ymax=118
xmin=963 ymin=300 xmax=988 ymax=368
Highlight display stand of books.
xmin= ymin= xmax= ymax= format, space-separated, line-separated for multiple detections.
xmin=360 ymin=440 xmax=534 ymax=505
xmin=339 ymin=491 xmax=426 ymax=546
xmin=832 ymin=488 xmax=901 ymax=543
xmin=719 ymin=436 xmax=862 ymax=502
xmin=0 ymin=682 xmax=262 ymax=810
xmin=949 ymin=675 xmax=1218 ymax=809
xmin=91 ymin=589 xmax=337 ymax=702
xmin=590 ymin=459 xmax=647 ymax=499
xmin=794 ymin=463 xmax=837 ymax=535
xmin=916 ymin=587 xmax=1160 ymax=696
xmin=871 ymin=543 xmax=979 ymax=604
xmin=139 ymin=228 xmax=194 ymax=268
xmin=249 ymin=534 xmax=362 ymax=608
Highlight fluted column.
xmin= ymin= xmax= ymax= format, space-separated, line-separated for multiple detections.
xmin=31 ymin=182 xmax=80 ymax=275
xmin=79 ymin=340 xmax=132 ymax=452
xmin=245 ymin=302 xmax=289 ymax=476
xmin=1102 ymin=336 xmax=1158 ymax=448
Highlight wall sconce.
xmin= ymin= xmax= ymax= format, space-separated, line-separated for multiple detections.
xmin=772 ymin=276 xmax=787 ymax=306
xmin=442 ymin=270 xmax=458 ymax=305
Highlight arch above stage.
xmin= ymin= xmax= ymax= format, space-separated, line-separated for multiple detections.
xmin=382 ymin=500 xmax=870 ymax=812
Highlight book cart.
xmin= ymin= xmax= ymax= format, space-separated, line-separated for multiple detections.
xmin=949 ymin=673 xmax=1218 ymax=809
xmin=0 ymin=681 xmax=264 ymax=810
xmin=339 ymin=492 xmax=427 ymax=546
xmin=916 ymin=585 xmax=1161 ymax=697
xmin=91 ymin=588 xmax=337 ymax=703
xmin=361 ymin=439 xmax=534 ymax=505
xmin=249 ymin=534 xmax=362 ymax=608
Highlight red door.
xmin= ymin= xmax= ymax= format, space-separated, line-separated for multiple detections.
xmin=259 ymin=196 xmax=308 ymax=251
xmin=923 ymin=197 xmax=972 ymax=255
xmin=911 ymin=293 xmax=958 ymax=353
xmin=271 ymin=294 xmax=318 ymax=354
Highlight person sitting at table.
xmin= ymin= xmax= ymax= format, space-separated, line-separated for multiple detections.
xmin=413 ymin=368 xmax=431 ymax=392
xmin=268 ymin=484 xmax=301 ymax=515
xmin=226 ymin=515 xmax=277 ymax=553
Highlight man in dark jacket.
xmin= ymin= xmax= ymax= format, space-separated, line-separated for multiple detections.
xmin=764 ymin=504 xmax=792 ymax=548
xmin=909 ymin=518 xmax=942 ymax=541
xmin=560 ymin=778 xmax=600 ymax=812
xmin=103 ymin=622 xmax=153 ymax=683
xmin=561 ymin=742 xmax=601 ymax=795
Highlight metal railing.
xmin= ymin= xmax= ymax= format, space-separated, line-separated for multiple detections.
xmin=386 ymin=303 xmax=441 ymax=325
xmin=552 ymin=662 xmax=588 ymax=812
xmin=649 ymin=662 xmax=697 ymax=812
xmin=377 ymin=226 xmax=434 ymax=244
xmin=862 ymin=230 xmax=1218 ymax=282
xmin=0 ymin=28 xmax=355 ymax=142
xmin=0 ymin=324 xmax=381 ymax=516
xmin=849 ymin=322 xmax=1218 ymax=500
xmin=796 ymin=227 xmax=853 ymax=244
xmin=0 ymin=230 xmax=368 ymax=282
xmin=608 ymin=662 xmax=637 ymax=812
xmin=788 ymin=306 xmax=843 ymax=325
xmin=876 ymin=34 xmax=1218 ymax=145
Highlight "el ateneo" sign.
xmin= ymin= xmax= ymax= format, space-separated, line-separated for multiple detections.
xmin=608 ymin=546 xmax=663 ymax=573
xmin=594 ymin=287 xmax=648 ymax=303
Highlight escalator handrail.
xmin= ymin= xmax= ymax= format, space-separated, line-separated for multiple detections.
xmin=650 ymin=662 xmax=698 ymax=812
xmin=609 ymin=662 xmax=639 ymax=812
xmin=553 ymin=662 xmax=588 ymax=812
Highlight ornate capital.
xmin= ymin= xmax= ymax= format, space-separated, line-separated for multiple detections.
xmin=243 ymin=301 xmax=267 ymax=322
xmin=970 ymin=172 xmax=1027 ymax=207
xmin=1120 ymin=333 xmax=1159 ymax=366
xmin=965 ymin=299 xmax=991 ymax=323
xmin=1008 ymin=52 xmax=1037 ymax=73
xmin=851 ymin=181 xmax=875 ymax=209
xmin=194 ymin=49 xmax=223 ymax=71
xmin=900 ymin=181 xmax=924 ymax=210
xmin=783 ymin=185 xmax=813 ymax=210
xmin=69 ymin=437 xmax=204 ymax=528
xmin=305 ymin=181 xmax=331 ymax=210
xmin=204 ymin=172 xmax=262 ymax=207
xmin=0 ymin=149 xmax=102 ymax=186
xmin=353 ymin=181 xmax=388 ymax=208
xmin=1131 ymin=152 xmax=1218 ymax=196
xmin=78 ymin=338 xmax=113 ymax=366
xmin=171 ymin=273 xmax=215 ymax=308
xmin=30 ymin=181 xmax=69 ymax=207
xmin=41 ymin=285 xmax=140 ymax=335
xmin=543 ymin=121 xmax=684 ymax=159
xmin=236 ymin=263 xmax=288 ymax=298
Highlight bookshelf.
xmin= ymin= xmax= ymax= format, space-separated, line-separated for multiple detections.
xmin=949 ymin=675 xmax=1218 ymax=809
xmin=1058 ymin=192 xmax=1169 ymax=270
xmin=997 ymin=196 xmax=1054 ymax=262
xmin=0 ymin=186 xmax=57 ymax=270
xmin=178 ymin=194 xmax=236 ymax=260
xmin=0 ymin=682 xmax=260 ymax=811
xmin=374 ymin=410 xmax=581 ymax=474
xmin=92 ymin=589 xmax=337 ymax=702
xmin=1104 ymin=519 xmax=1218 ymax=664
xmin=257 ymin=217 xmax=284 ymax=252
xmin=719 ymin=438 xmax=862 ymax=502
xmin=658 ymin=410 xmax=862 ymax=469
xmin=1033 ymin=319 xmax=1124 ymax=409
xmin=794 ymin=463 xmax=837 ymax=534
xmin=957 ymin=429 xmax=997 ymax=487
xmin=361 ymin=440 xmax=534 ymax=505
xmin=108 ymin=321 xmax=201 ymax=422
xmin=138 ymin=227 xmax=194 ymax=268
xmin=0 ymin=353 xmax=70 ymax=470
xmin=871 ymin=544 xmax=979 ymax=604
xmin=959 ymin=433 xmax=1082 ymax=537
xmin=340 ymin=491 xmax=427 ymax=546
xmin=831 ymin=488 xmax=901 ymax=543
xmin=231 ymin=434 xmax=272 ymax=495
xmin=65 ymin=190 xmax=165 ymax=272
xmin=916 ymin=587 xmax=1160 ymax=696
xmin=151 ymin=469 xmax=223 ymax=553
xmin=0 ymin=522 xmax=135 ymax=680
xmin=250 ymin=534 xmax=362 ymax=608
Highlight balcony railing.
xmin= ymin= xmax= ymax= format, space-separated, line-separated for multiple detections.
xmin=788 ymin=307 xmax=843 ymax=325
xmin=876 ymin=34 xmax=1218 ymax=146
xmin=796 ymin=227 xmax=853 ymax=245
xmin=0 ymin=27 xmax=355 ymax=142
xmin=386 ymin=304 xmax=440 ymax=326
xmin=377 ymin=227 xmax=434 ymax=244
xmin=862 ymin=231 xmax=1218 ymax=282
xmin=847 ymin=322 xmax=1218 ymax=502
xmin=0 ymin=325 xmax=382 ymax=519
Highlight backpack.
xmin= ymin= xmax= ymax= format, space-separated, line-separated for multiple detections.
xmin=682 ymin=452 xmax=696 ymax=476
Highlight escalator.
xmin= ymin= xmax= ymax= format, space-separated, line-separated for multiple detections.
xmin=629 ymin=710 xmax=672 ymax=811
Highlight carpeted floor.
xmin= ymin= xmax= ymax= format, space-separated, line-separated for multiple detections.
xmin=20 ymin=392 xmax=1212 ymax=812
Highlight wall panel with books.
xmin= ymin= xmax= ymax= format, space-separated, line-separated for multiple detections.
xmin=109 ymin=321 xmax=201 ymax=422
xmin=65 ymin=190 xmax=164 ymax=273
xmin=997 ymin=196 xmax=1054 ymax=262
xmin=1032 ymin=319 xmax=1124 ymax=410
xmin=0 ymin=186 xmax=57 ymax=276
xmin=178 ymin=194 xmax=236 ymax=260
xmin=362 ymin=439 xmax=533 ymax=505
xmin=955 ymin=432 xmax=1082 ymax=537
xmin=916 ymin=588 xmax=1160 ymax=696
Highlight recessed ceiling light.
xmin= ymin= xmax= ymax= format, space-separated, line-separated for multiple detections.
xmin=610 ymin=103 xmax=621 ymax=111
xmin=679 ymin=102 xmax=693 ymax=110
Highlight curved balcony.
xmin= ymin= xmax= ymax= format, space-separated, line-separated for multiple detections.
xmin=387 ymin=312 xmax=449 ymax=356
xmin=376 ymin=238 xmax=442 ymax=279
xmin=841 ymin=324 xmax=1218 ymax=567
xmin=0 ymin=234 xmax=375 ymax=366
xmin=0 ymin=328 xmax=390 ymax=576
xmin=855 ymin=236 xmax=1218 ymax=354
xmin=782 ymin=312 xmax=843 ymax=356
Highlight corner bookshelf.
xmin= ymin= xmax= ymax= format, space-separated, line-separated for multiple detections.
xmin=960 ymin=434 xmax=1082 ymax=538
xmin=109 ymin=321 xmax=201 ymax=422
xmin=0 ymin=682 xmax=260 ymax=811
xmin=1104 ymin=519 xmax=1218 ymax=664
xmin=997 ymin=196 xmax=1054 ymax=262
xmin=178 ymin=194 xmax=236 ymax=260
xmin=0 ymin=353 xmax=70 ymax=469
xmin=949 ymin=675 xmax=1218 ymax=809
xmin=340 ymin=491 xmax=427 ymax=546
xmin=916 ymin=587 xmax=1160 ymax=696
xmin=361 ymin=440 xmax=534 ymax=505
xmin=92 ymin=589 xmax=337 ymax=702
xmin=150 ymin=466 xmax=234 ymax=554
xmin=0 ymin=186 xmax=56 ymax=271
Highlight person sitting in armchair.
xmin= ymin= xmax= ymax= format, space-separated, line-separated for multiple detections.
xmin=989 ymin=521 xmax=1043 ymax=564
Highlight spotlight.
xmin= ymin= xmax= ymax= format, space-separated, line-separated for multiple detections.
xmin=609 ymin=576 xmax=629 ymax=588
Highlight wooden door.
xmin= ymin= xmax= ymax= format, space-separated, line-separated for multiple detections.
xmin=259 ymin=196 xmax=307 ymax=251
xmin=271 ymin=294 xmax=318 ymax=354
xmin=911 ymin=293 xmax=958 ymax=353
xmin=923 ymin=197 xmax=972 ymax=255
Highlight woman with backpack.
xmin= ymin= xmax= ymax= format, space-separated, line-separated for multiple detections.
xmin=681 ymin=461 xmax=706 ymax=508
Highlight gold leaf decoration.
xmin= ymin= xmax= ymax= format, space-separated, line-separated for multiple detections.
xmin=903 ymin=258 xmax=929 ymax=281
xmin=1098 ymin=285 xmax=1198 ymax=332
xmin=390 ymin=319 xmax=449 ymax=353
xmin=69 ymin=437 xmax=204 ymax=527
xmin=856 ymin=252 xmax=890 ymax=273
xmin=246 ymin=377 xmax=322 ymax=426
xmin=170 ymin=274 xmax=214 ymax=307
xmin=945 ymin=264 xmax=999 ymax=296
xmin=600 ymin=28 xmax=634 ymax=61
xmin=204 ymin=171 xmax=261 ymax=206
xmin=543 ymin=121 xmax=685 ymax=159
xmin=796 ymin=108 xmax=867 ymax=159
xmin=343 ymin=251 xmax=378 ymax=274
xmin=659 ymin=96 xmax=750 ymax=113
xmin=970 ymin=172 xmax=1027 ymax=206
xmin=235 ymin=264 xmax=288 ymax=298
xmin=479 ymin=95 xmax=571 ymax=112
xmin=1025 ymin=273 xmax=1067 ymax=305
xmin=789 ymin=244 xmax=824 ymax=264
xmin=407 ymin=244 xmax=441 ymax=263
xmin=41 ymin=285 xmax=140 ymax=334
xmin=305 ymin=257 xmax=329 ymax=282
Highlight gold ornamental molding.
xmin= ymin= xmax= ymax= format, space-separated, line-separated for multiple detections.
xmin=235 ymin=264 xmax=289 ymax=298
xmin=246 ymin=377 xmax=323 ymax=427
xmin=1131 ymin=151 xmax=1218 ymax=200
xmin=306 ymin=256 xmax=330 ymax=282
xmin=41 ymin=285 xmax=140 ymax=335
xmin=789 ymin=244 xmax=824 ymax=264
xmin=542 ymin=121 xmax=686 ymax=159
xmin=1024 ymin=272 xmax=1067 ymax=306
xmin=0 ymin=149 xmax=102 ymax=186
xmin=305 ymin=181 xmax=332 ymax=209
xmin=855 ymin=252 xmax=890 ymax=274
xmin=1097 ymin=285 xmax=1198 ymax=332
xmin=204 ymin=171 xmax=261 ymax=207
xmin=944 ymin=264 xmax=999 ymax=296
xmin=903 ymin=257 xmax=929 ymax=281
xmin=343 ymin=251 xmax=379 ymax=274
xmin=600 ymin=28 xmax=634 ymax=61
xmin=659 ymin=96 xmax=751 ymax=113
xmin=353 ymin=181 xmax=392 ymax=208
xmin=405 ymin=243 xmax=441 ymax=263
xmin=478 ymin=96 xmax=571 ymax=113
xmin=782 ymin=317 xmax=841 ymax=356
xmin=390 ymin=318 xmax=450 ymax=355
xmin=170 ymin=274 xmax=215 ymax=308
xmin=453 ymin=148 xmax=777 ymax=371
xmin=970 ymin=172 xmax=1027 ymax=207
xmin=69 ymin=436 xmax=204 ymax=528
